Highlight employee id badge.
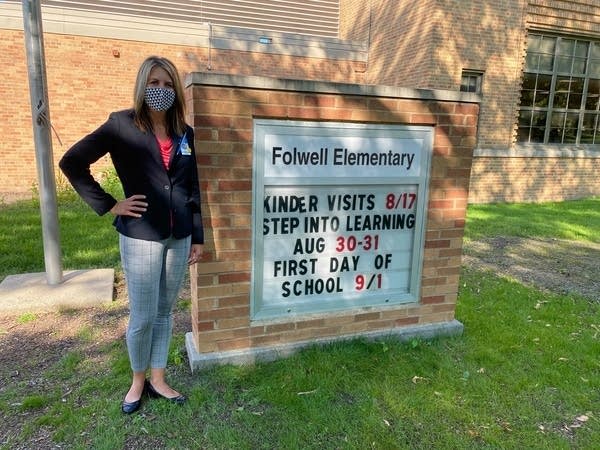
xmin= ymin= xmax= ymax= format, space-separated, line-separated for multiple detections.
xmin=178 ymin=133 xmax=192 ymax=156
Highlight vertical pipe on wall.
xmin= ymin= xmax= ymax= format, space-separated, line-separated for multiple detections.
xmin=22 ymin=0 xmax=63 ymax=285
xmin=207 ymin=22 xmax=212 ymax=70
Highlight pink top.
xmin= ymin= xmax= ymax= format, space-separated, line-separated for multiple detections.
xmin=156 ymin=136 xmax=173 ymax=169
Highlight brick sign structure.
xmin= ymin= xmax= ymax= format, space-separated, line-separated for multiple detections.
xmin=185 ymin=74 xmax=479 ymax=370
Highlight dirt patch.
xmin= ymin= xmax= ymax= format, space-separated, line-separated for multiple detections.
xmin=462 ymin=237 xmax=600 ymax=302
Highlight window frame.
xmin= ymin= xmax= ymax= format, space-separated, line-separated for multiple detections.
xmin=518 ymin=33 xmax=600 ymax=146
xmin=460 ymin=70 xmax=484 ymax=94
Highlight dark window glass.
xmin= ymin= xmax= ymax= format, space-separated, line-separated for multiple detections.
xmin=518 ymin=109 xmax=532 ymax=126
xmin=535 ymin=74 xmax=552 ymax=107
xmin=530 ymin=126 xmax=546 ymax=142
xmin=558 ymin=39 xmax=575 ymax=56
xmin=530 ymin=111 xmax=547 ymax=143
xmin=582 ymin=113 xmax=599 ymax=143
xmin=460 ymin=71 xmax=483 ymax=93
xmin=517 ymin=127 xmax=530 ymax=141
xmin=590 ymin=61 xmax=600 ymax=78
xmin=554 ymin=90 xmax=568 ymax=109
xmin=585 ymin=79 xmax=600 ymax=110
xmin=520 ymin=73 xmax=536 ymax=107
xmin=568 ymin=78 xmax=584 ymax=109
xmin=556 ymin=56 xmax=572 ymax=73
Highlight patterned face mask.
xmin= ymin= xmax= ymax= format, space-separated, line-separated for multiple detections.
xmin=144 ymin=87 xmax=176 ymax=111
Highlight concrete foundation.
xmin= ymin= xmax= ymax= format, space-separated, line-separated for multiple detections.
xmin=0 ymin=269 xmax=114 ymax=313
xmin=186 ymin=319 xmax=464 ymax=372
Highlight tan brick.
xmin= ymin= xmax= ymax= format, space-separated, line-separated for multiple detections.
xmin=395 ymin=316 xmax=420 ymax=326
xmin=251 ymin=334 xmax=283 ymax=347
xmin=202 ymin=306 xmax=250 ymax=320
xmin=217 ymin=317 xmax=250 ymax=329
xmin=354 ymin=312 xmax=381 ymax=322
xmin=265 ymin=322 xmax=296 ymax=333
xmin=323 ymin=315 xmax=355 ymax=326
xmin=217 ymin=295 xmax=250 ymax=309
xmin=296 ymin=318 xmax=326 ymax=329
xmin=218 ymin=338 xmax=252 ymax=352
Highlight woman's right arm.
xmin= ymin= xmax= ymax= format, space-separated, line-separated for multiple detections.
xmin=59 ymin=115 xmax=119 ymax=216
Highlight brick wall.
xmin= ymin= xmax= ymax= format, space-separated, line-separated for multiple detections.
xmin=186 ymin=75 xmax=478 ymax=358
xmin=3 ymin=0 xmax=599 ymax=205
xmin=365 ymin=0 xmax=437 ymax=88
xmin=467 ymin=0 xmax=600 ymax=203
xmin=339 ymin=0 xmax=369 ymax=42
xmin=469 ymin=154 xmax=600 ymax=203
xmin=528 ymin=0 xmax=600 ymax=35
xmin=362 ymin=0 xmax=527 ymax=149
xmin=1 ymin=29 xmax=34 ymax=200
xmin=438 ymin=0 xmax=527 ymax=149
xmin=0 ymin=30 xmax=365 ymax=200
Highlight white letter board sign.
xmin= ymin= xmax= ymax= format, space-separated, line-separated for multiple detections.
xmin=251 ymin=120 xmax=433 ymax=320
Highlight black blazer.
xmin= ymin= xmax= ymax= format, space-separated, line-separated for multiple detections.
xmin=59 ymin=109 xmax=204 ymax=244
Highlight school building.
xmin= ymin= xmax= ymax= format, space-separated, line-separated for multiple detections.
xmin=1 ymin=0 xmax=599 ymax=204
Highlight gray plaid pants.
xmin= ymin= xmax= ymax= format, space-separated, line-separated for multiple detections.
xmin=119 ymin=233 xmax=191 ymax=372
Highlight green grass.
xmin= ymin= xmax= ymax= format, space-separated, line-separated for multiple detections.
xmin=0 ymin=179 xmax=122 ymax=280
xmin=464 ymin=197 xmax=600 ymax=243
xmin=16 ymin=312 xmax=37 ymax=324
xmin=1 ymin=192 xmax=599 ymax=448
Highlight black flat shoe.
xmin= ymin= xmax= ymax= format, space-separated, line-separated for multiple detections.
xmin=121 ymin=398 xmax=142 ymax=414
xmin=146 ymin=381 xmax=187 ymax=405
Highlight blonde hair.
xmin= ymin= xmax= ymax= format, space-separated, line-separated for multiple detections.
xmin=133 ymin=56 xmax=187 ymax=136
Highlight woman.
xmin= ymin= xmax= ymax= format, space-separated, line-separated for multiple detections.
xmin=59 ymin=56 xmax=204 ymax=414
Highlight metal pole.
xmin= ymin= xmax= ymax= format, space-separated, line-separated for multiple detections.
xmin=22 ymin=0 xmax=63 ymax=285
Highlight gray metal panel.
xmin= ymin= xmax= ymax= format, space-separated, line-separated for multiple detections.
xmin=1 ymin=1 xmax=364 ymax=61
xmin=40 ymin=0 xmax=339 ymax=37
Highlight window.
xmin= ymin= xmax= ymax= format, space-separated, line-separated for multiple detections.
xmin=518 ymin=33 xmax=600 ymax=144
xmin=460 ymin=70 xmax=483 ymax=93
